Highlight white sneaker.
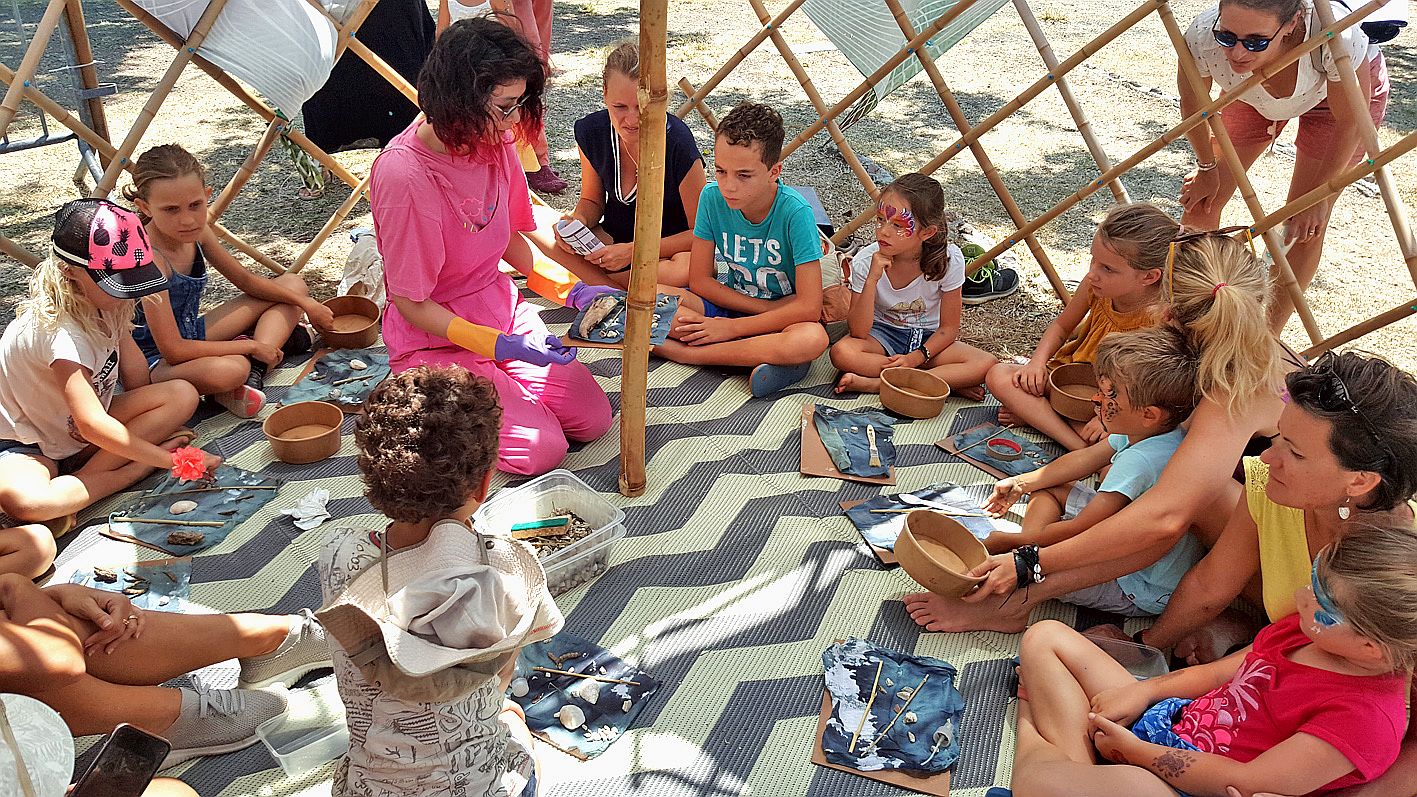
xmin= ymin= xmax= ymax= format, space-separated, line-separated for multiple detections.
xmin=160 ymin=686 xmax=287 ymax=768
xmin=237 ymin=610 xmax=332 ymax=689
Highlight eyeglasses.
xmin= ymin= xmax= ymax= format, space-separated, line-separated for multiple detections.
xmin=1310 ymin=559 xmax=1346 ymax=628
xmin=1164 ymin=225 xmax=1254 ymax=299
xmin=491 ymin=95 xmax=527 ymax=120
xmin=1305 ymin=351 xmax=1395 ymax=469
xmin=1212 ymin=20 xmax=1284 ymax=52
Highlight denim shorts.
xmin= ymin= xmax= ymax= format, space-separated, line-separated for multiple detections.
xmin=699 ymin=296 xmax=746 ymax=319
xmin=868 ymin=321 xmax=930 ymax=357
xmin=0 ymin=439 xmax=81 ymax=474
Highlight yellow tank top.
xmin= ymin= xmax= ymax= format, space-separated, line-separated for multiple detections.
xmin=1048 ymin=294 xmax=1158 ymax=368
xmin=1246 ymin=457 xmax=1310 ymax=622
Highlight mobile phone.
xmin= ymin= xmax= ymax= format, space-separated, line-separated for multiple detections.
xmin=70 ymin=723 xmax=171 ymax=797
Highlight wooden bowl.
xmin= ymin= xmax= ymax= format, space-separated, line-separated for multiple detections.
xmin=895 ymin=510 xmax=988 ymax=598
xmin=322 ymin=295 xmax=380 ymax=349
xmin=880 ymin=367 xmax=950 ymax=419
xmin=263 ymin=401 xmax=343 ymax=464
xmin=1048 ymin=362 xmax=1099 ymax=422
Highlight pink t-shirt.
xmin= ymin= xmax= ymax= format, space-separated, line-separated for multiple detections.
xmin=370 ymin=120 xmax=536 ymax=359
xmin=1173 ymin=614 xmax=1408 ymax=794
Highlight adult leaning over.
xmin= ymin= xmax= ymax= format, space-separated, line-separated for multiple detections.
xmin=371 ymin=18 xmax=615 ymax=476
xmin=905 ymin=232 xmax=1284 ymax=632
xmin=553 ymin=40 xmax=707 ymax=289
xmin=1178 ymin=0 xmax=1387 ymax=332
xmin=1138 ymin=351 xmax=1417 ymax=662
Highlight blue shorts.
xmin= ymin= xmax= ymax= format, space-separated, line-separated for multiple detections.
xmin=0 ymin=439 xmax=82 ymax=474
xmin=699 ymin=297 xmax=746 ymax=319
xmin=868 ymin=321 xmax=931 ymax=357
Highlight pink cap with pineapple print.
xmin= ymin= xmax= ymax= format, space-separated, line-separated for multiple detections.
xmin=51 ymin=199 xmax=168 ymax=299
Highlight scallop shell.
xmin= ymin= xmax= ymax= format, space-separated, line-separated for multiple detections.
xmin=621 ymin=698 xmax=632 ymax=713
xmin=510 ymin=677 xmax=529 ymax=698
xmin=908 ymin=732 xmax=917 ymax=743
xmin=896 ymin=688 xmax=914 ymax=700
xmin=884 ymin=678 xmax=894 ymax=687
xmin=556 ymin=705 xmax=586 ymax=729
xmin=168 ymin=500 xmax=199 ymax=515
xmin=904 ymin=711 xmax=918 ymax=725
xmin=570 ymin=678 xmax=601 ymax=704
xmin=350 ymin=359 xmax=368 ymax=371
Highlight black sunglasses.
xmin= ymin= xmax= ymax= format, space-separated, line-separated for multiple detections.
xmin=1307 ymin=351 xmax=1394 ymax=469
xmin=1212 ymin=20 xmax=1284 ymax=52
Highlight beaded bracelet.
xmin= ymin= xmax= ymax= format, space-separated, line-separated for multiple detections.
xmin=1195 ymin=160 xmax=1218 ymax=172
xmin=1013 ymin=544 xmax=1045 ymax=590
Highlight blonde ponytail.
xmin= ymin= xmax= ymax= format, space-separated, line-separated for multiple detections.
xmin=1165 ymin=235 xmax=1281 ymax=415
xmin=19 ymin=257 xmax=133 ymax=338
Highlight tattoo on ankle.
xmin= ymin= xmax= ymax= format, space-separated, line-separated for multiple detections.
xmin=1153 ymin=750 xmax=1193 ymax=779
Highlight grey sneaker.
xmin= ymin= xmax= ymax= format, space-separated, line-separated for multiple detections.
xmin=161 ymin=686 xmax=287 ymax=768
xmin=237 ymin=609 xmax=332 ymax=689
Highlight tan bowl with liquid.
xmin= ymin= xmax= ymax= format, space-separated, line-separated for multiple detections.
xmin=263 ymin=401 xmax=343 ymax=464
xmin=1048 ymin=362 xmax=1099 ymax=422
xmin=322 ymin=295 xmax=380 ymax=349
xmin=895 ymin=510 xmax=988 ymax=598
xmin=880 ymin=367 xmax=951 ymax=419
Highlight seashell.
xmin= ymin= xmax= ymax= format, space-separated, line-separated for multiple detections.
xmin=904 ymin=711 xmax=918 ymax=725
xmin=908 ymin=732 xmax=917 ymax=744
xmin=329 ymin=389 xmax=342 ymax=399
xmin=896 ymin=688 xmax=914 ymax=701
xmin=884 ymin=678 xmax=894 ymax=687
xmin=556 ymin=705 xmax=586 ymax=729
xmin=310 ymin=372 xmax=325 ymax=381
xmin=158 ymin=596 xmax=170 ymax=606
xmin=621 ymin=698 xmax=632 ymax=713
xmin=350 ymin=359 xmax=368 ymax=370
xmin=510 ymin=677 xmax=529 ymax=698
xmin=570 ymin=678 xmax=601 ymax=704
xmin=577 ymin=294 xmax=622 ymax=338
xmin=168 ymin=500 xmax=199 ymax=515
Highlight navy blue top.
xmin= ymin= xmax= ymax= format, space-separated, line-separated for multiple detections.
xmin=573 ymin=109 xmax=702 ymax=244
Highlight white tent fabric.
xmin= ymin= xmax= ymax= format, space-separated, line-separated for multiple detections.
xmin=802 ymin=0 xmax=1010 ymax=127
xmin=134 ymin=0 xmax=339 ymax=113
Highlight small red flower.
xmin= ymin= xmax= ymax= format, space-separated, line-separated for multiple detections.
xmin=170 ymin=446 xmax=208 ymax=482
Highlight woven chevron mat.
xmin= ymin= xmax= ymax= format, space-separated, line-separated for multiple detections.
xmin=52 ymin=295 xmax=1144 ymax=797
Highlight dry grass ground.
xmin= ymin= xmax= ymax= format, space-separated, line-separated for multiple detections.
xmin=2 ymin=0 xmax=1413 ymax=370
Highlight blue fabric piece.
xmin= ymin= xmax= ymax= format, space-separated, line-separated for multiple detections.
xmin=512 ymin=631 xmax=660 ymax=760
xmin=283 ymin=348 xmax=390 ymax=406
xmin=845 ymin=484 xmax=996 ymax=551
xmin=693 ymin=181 xmax=821 ymax=300
xmin=568 ymin=291 xmax=679 ymax=345
xmin=68 ymin=557 xmax=191 ymax=612
xmin=813 ymin=405 xmax=897 ymax=478
xmin=107 ymin=466 xmax=283 ymax=555
xmin=821 ymin=638 xmax=966 ymax=774
xmin=1132 ymin=698 xmax=1199 ymax=750
xmin=949 ymin=424 xmax=1055 ymax=477
xmin=868 ymin=321 xmax=930 ymax=357
xmin=133 ymin=244 xmax=209 ymax=365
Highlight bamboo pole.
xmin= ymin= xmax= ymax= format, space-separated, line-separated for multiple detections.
xmin=677 ymin=77 xmax=719 ymax=131
xmin=1310 ymin=0 xmax=1417 ymax=288
xmin=213 ymin=224 xmax=286 ymax=274
xmin=747 ymin=0 xmax=879 ymax=199
xmin=208 ymin=118 xmax=286 ymax=223
xmin=779 ymin=0 xmax=985 ymax=161
xmin=94 ymin=0 xmax=230 ymax=197
xmin=1301 ymin=297 xmax=1417 ymax=359
xmin=882 ymin=0 xmax=1067 ymax=298
xmin=1251 ymin=130 xmax=1417 ymax=238
xmin=1158 ymin=2 xmax=1322 ymax=344
xmin=621 ymin=0 xmax=669 ymax=498
xmin=833 ymin=0 xmax=1163 ymax=242
xmin=292 ymin=172 xmax=372 ymax=273
xmin=1 ymin=234 xmax=41 ymax=267
xmin=674 ymin=0 xmax=810 ymax=118
xmin=1012 ymin=0 xmax=1128 ymax=204
xmin=864 ymin=0 xmax=1388 ymax=268
xmin=0 ymin=0 xmax=66 ymax=139
xmin=300 ymin=0 xmax=418 ymax=104
xmin=62 ymin=0 xmax=111 ymax=151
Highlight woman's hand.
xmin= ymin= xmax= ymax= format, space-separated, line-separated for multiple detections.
xmin=302 ymin=299 xmax=335 ymax=332
xmin=588 ymin=242 xmax=634 ymax=273
xmin=1014 ymin=359 xmax=1050 ymax=396
xmin=961 ymin=553 xmax=1018 ymax=603
xmin=45 ymin=584 xmax=144 ymax=655
xmin=1089 ymin=713 xmax=1145 ymax=765
xmin=1284 ymin=205 xmax=1331 ymax=246
xmin=244 ymin=339 xmax=283 ymax=369
xmin=1090 ymin=683 xmax=1151 ymax=727
xmin=1180 ymin=166 xmax=1221 ymax=216
xmin=985 ymin=477 xmax=1026 ymax=517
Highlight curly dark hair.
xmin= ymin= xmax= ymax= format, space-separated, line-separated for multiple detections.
xmin=1285 ymin=351 xmax=1417 ymax=512
xmin=417 ymin=16 xmax=546 ymax=157
xmin=717 ymin=102 xmax=785 ymax=166
xmin=355 ymin=366 xmax=503 ymax=522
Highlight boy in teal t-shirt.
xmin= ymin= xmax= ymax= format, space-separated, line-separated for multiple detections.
xmin=658 ymin=103 xmax=829 ymax=397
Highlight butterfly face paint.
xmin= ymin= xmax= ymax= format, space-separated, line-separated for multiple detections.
xmin=876 ymin=202 xmax=917 ymax=238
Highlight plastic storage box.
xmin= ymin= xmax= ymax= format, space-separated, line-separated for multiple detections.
xmin=475 ymin=469 xmax=628 ymax=595
xmin=256 ymin=710 xmax=348 ymax=776
xmin=1083 ymin=632 xmax=1170 ymax=680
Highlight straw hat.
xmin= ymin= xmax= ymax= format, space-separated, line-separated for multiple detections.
xmin=317 ymin=519 xmax=563 ymax=702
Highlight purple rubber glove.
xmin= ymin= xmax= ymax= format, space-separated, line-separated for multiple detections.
xmin=566 ymin=282 xmax=621 ymax=311
xmin=494 ymin=332 xmax=576 ymax=366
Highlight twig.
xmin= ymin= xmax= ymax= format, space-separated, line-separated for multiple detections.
xmin=849 ymin=659 xmax=884 ymax=753
xmin=531 ymin=666 xmax=640 ymax=686
xmin=875 ymin=674 xmax=928 ymax=742
xmin=953 ymin=425 xmax=1020 ymax=457
xmin=333 ymin=373 xmax=377 ymax=386
xmin=99 ymin=529 xmax=183 ymax=556
xmin=135 ymin=485 xmax=279 ymax=503
xmin=870 ymin=508 xmax=988 ymax=517
xmin=112 ymin=517 xmax=226 ymax=528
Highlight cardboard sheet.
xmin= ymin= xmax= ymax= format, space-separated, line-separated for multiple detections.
xmin=811 ymin=691 xmax=952 ymax=796
xmin=801 ymin=404 xmax=895 ymax=485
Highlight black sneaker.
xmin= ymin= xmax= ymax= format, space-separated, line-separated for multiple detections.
xmin=245 ymin=360 xmax=268 ymax=393
xmin=281 ymin=324 xmax=313 ymax=357
xmin=961 ymin=263 xmax=1020 ymax=305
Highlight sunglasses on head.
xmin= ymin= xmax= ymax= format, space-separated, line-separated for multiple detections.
xmin=1305 ymin=350 xmax=1395 ymax=470
xmin=1212 ymin=19 xmax=1285 ymax=52
xmin=1310 ymin=558 xmax=1345 ymax=628
xmin=1164 ymin=225 xmax=1255 ymax=298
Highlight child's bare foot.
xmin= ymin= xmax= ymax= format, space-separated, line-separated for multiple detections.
xmin=835 ymin=373 xmax=881 ymax=394
xmin=954 ymin=384 xmax=987 ymax=402
xmin=1174 ymin=609 xmax=1258 ymax=665
xmin=997 ymin=407 xmax=1019 ymax=425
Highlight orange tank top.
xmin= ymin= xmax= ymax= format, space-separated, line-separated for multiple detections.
xmin=1048 ymin=294 xmax=1158 ymax=368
